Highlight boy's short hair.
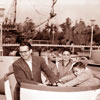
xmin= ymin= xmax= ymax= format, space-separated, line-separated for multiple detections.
xmin=72 ymin=61 xmax=86 ymax=70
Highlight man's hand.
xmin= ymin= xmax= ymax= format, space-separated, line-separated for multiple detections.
xmin=57 ymin=83 xmax=65 ymax=87
xmin=38 ymin=83 xmax=47 ymax=86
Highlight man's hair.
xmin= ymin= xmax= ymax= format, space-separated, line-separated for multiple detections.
xmin=19 ymin=41 xmax=32 ymax=50
xmin=72 ymin=61 xmax=86 ymax=70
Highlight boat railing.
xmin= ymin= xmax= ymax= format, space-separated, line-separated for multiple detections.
xmin=0 ymin=44 xmax=100 ymax=56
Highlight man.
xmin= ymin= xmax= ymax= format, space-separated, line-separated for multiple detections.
xmin=13 ymin=41 xmax=59 ymax=99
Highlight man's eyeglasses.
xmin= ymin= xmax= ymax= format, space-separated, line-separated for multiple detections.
xmin=19 ymin=50 xmax=30 ymax=54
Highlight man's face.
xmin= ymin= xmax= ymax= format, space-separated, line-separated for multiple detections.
xmin=19 ymin=46 xmax=32 ymax=60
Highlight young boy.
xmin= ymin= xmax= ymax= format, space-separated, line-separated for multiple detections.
xmin=58 ymin=61 xmax=100 ymax=87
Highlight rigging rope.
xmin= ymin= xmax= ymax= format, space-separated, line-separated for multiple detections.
xmin=35 ymin=0 xmax=57 ymax=28
xmin=50 ymin=0 xmax=57 ymax=18
xmin=5 ymin=0 xmax=57 ymax=28
xmin=27 ymin=0 xmax=47 ymax=28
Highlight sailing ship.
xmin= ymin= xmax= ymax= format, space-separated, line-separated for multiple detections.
xmin=3 ymin=0 xmax=58 ymax=44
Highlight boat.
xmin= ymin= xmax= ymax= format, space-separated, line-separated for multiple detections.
xmin=0 ymin=0 xmax=100 ymax=100
xmin=0 ymin=55 xmax=100 ymax=100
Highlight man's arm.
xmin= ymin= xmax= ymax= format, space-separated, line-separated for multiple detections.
xmin=40 ymin=57 xmax=59 ymax=84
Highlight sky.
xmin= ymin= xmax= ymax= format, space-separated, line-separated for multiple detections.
xmin=0 ymin=0 xmax=100 ymax=27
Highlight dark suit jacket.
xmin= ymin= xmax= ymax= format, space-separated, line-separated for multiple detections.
xmin=13 ymin=55 xmax=58 ymax=100
xmin=13 ymin=55 xmax=58 ymax=85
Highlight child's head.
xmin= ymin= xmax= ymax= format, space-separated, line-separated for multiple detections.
xmin=72 ymin=61 xmax=86 ymax=76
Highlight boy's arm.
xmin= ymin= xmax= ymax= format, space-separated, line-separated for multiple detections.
xmin=92 ymin=70 xmax=100 ymax=80
xmin=59 ymin=72 xmax=89 ymax=87
xmin=60 ymin=73 xmax=75 ymax=83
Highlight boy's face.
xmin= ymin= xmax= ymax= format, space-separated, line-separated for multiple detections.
xmin=73 ymin=67 xmax=83 ymax=76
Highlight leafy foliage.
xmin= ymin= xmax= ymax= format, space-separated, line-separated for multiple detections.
xmin=3 ymin=17 xmax=100 ymax=45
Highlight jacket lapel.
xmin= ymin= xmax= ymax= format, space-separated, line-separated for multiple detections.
xmin=32 ymin=56 xmax=37 ymax=78
xmin=20 ymin=58 xmax=33 ymax=79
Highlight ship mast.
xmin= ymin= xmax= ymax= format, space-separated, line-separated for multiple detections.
xmin=13 ymin=0 xmax=17 ymax=25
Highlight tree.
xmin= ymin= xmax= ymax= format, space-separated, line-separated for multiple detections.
xmin=73 ymin=19 xmax=87 ymax=44
xmin=21 ymin=17 xmax=36 ymax=39
xmin=59 ymin=17 xmax=74 ymax=44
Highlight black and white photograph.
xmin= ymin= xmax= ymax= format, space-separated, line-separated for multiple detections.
xmin=0 ymin=0 xmax=100 ymax=100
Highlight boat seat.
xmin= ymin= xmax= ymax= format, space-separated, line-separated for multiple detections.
xmin=0 ymin=56 xmax=19 ymax=95
xmin=4 ymin=71 xmax=17 ymax=100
